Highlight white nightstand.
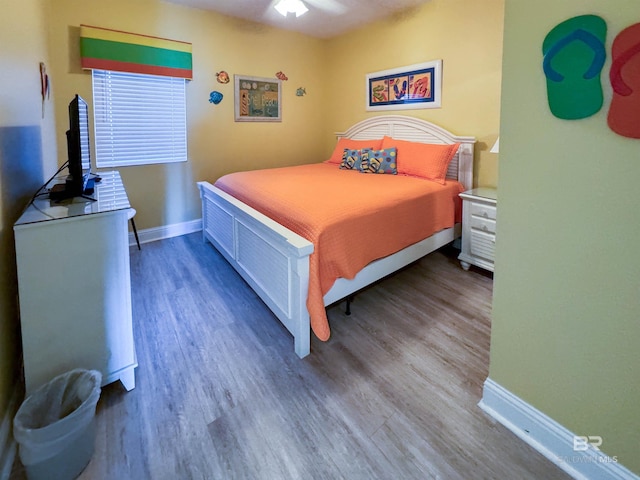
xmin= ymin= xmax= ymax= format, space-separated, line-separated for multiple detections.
xmin=458 ymin=188 xmax=497 ymax=273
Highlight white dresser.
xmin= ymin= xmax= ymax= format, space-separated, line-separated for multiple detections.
xmin=458 ymin=188 xmax=497 ymax=273
xmin=14 ymin=171 xmax=137 ymax=394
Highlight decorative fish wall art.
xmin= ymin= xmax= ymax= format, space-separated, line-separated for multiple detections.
xmin=209 ymin=91 xmax=223 ymax=104
xmin=216 ymin=71 xmax=229 ymax=84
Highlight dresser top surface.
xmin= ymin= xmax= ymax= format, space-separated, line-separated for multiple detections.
xmin=15 ymin=170 xmax=130 ymax=226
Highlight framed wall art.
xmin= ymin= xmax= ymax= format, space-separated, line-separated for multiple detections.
xmin=365 ymin=60 xmax=442 ymax=111
xmin=234 ymin=75 xmax=282 ymax=122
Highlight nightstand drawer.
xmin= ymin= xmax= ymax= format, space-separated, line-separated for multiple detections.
xmin=470 ymin=216 xmax=496 ymax=234
xmin=470 ymin=230 xmax=496 ymax=261
xmin=470 ymin=203 xmax=497 ymax=221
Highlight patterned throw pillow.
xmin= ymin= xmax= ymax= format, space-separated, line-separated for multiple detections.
xmin=359 ymin=147 xmax=397 ymax=174
xmin=339 ymin=148 xmax=364 ymax=170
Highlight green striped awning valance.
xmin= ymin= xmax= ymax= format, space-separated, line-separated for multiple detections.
xmin=80 ymin=25 xmax=192 ymax=79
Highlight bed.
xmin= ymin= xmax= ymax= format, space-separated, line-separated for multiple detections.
xmin=198 ymin=115 xmax=475 ymax=358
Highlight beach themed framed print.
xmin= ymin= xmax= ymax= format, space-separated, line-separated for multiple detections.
xmin=234 ymin=75 xmax=282 ymax=122
xmin=366 ymin=60 xmax=442 ymax=111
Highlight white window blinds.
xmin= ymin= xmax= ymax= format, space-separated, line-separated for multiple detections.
xmin=92 ymin=69 xmax=187 ymax=167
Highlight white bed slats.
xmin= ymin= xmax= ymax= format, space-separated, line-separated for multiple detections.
xmin=446 ymin=155 xmax=460 ymax=182
xmin=205 ymin=200 xmax=234 ymax=258
xmin=236 ymin=221 xmax=290 ymax=316
xmin=343 ymin=124 xmax=390 ymax=141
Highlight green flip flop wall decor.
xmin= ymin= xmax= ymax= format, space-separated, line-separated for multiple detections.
xmin=542 ymin=15 xmax=607 ymax=120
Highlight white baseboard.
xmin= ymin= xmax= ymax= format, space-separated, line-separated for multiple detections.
xmin=0 ymin=388 xmax=22 ymax=480
xmin=129 ymin=218 xmax=202 ymax=247
xmin=479 ymin=378 xmax=638 ymax=480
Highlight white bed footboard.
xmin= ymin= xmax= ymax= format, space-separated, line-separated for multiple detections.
xmin=198 ymin=182 xmax=314 ymax=358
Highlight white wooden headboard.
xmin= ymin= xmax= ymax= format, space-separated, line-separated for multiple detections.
xmin=335 ymin=115 xmax=476 ymax=190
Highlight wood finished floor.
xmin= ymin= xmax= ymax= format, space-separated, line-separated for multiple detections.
xmin=12 ymin=233 xmax=572 ymax=480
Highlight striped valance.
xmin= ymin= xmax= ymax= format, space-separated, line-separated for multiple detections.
xmin=80 ymin=25 xmax=192 ymax=79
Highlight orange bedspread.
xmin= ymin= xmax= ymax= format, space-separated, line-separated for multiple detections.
xmin=215 ymin=163 xmax=463 ymax=341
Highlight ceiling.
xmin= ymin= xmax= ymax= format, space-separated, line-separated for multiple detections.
xmin=163 ymin=0 xmax=432 ymax=39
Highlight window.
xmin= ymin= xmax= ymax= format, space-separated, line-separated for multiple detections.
xmin=92 ymin=70 xmax=187 ymax=167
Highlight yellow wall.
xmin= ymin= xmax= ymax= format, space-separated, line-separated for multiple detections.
xmin=325 ymin=0 xmax=504 ymax=188
xmin=45 ymin=0 xmax=328 ymax=230
xmin=491 ymin=0 xmax=640 ymax=474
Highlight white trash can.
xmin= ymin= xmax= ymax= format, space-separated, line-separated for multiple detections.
xmin=13 ymin=369 xmax=102 ymax=480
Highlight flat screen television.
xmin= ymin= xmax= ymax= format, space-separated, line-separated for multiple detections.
xmin=51 ymin=94 xmax=93 ymax=200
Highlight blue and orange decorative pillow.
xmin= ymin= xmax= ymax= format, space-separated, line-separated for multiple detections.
xmin=361 ymin=147 xmax=397 ymax=174
xmin=339 ymin=147 xmax=397 ymax=174
xmin=339 ymin=148 xmax=364 ymax=170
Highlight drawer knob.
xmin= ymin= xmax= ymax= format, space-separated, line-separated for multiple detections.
xmin=482 ymin=212 xmax=489 ymax=218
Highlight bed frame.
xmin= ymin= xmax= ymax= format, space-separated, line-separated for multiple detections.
xmin=198 ymin=115 xmax=476 ymax=358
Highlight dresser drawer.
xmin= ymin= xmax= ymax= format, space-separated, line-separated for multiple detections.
xmin=470 ymin=216 xmax=496 ymax=234
xmin=470 ymin=203 xmax=497 ymax=221
xmin=470 ymin=230 xmax=496 ymax=262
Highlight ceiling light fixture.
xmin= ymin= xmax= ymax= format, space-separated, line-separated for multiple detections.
xmin=274 ymin=0 xmax=309 ymax=17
